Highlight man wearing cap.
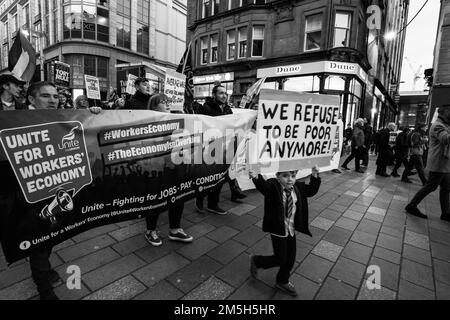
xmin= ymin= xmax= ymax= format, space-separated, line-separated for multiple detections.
xmin=0 ymin=74 xmax=27 ymax=110
xmin=406 ymin=106 xmax=450 ymax=221
xmin=124 ymin=77 xmax=152 ymax=110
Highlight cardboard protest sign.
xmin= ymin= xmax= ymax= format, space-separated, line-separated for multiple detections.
xmin=252 ymin=89 xmax=340 ymax=174
xmin=126 ymin=74 xmax=138 ymax=95
xmin=0 ymin=109 xmax=256 ymax=263
xmin=84 ymin=75 xmax=101 ymax=100
xmin=164 ymin=69 xmax=186 ymax=112
xmin=53 ymin=61 xmax=71 ymax=88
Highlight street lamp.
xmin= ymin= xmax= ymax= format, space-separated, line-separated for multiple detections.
xmin=21 ymin=27 xmax=47 ymax=81
xmin=368 ymin=31 xmax=398 ymax=46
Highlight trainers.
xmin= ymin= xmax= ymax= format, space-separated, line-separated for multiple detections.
xmin=195 ymin=199 xmax=206 ymax=213
xmin=207 ymin=206 xmax=228 ymax=215
xmin=405 ymin=204 xmax=428 ymax=219
xmin=169 ymin=229 xmax=193 ymax=243
xmin=341 ymin=166 xmax=350 ymax=171
xmin=391 ymin=172 xmax=400 ymax=177
xmin=276 ymin=282 xmax=298 ymax=297
xmin=145 ymin=230 xmax=162 ymax=247
xmin=249 ymin=255 xmax=258 ymax=279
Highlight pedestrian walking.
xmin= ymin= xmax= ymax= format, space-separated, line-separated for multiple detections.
xmin=405 ymin=106 xmax=450 ymax=222
xmin=362 ymin=118 xmax=372 ymax=167
xmin=401 ymin=123 xmax=428 ymax=185
xmin=341 ymin=118 xmax=365 ymax=173
xmin=249 ymin=166 xmax=321 ymax=297
xmin=142 ymin=94 xmax=194 ymax=246
xmin=391 ymin=127 xmax=410 ymax=177
xmin=376 ymin=123 xmax=396 ymax=177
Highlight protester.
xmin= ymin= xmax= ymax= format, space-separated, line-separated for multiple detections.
xmin=362 ymin=118 xmax=372 ymax=167
xmin=107 ymin=86 xmax=119 ymax=107
xmin=74 ymin=94 xmax=90 ymax=109
xmin=401 ymin=123 xmax=428 ymax=185
xmin=375 ymin=123 xmax=396 ymax=177
xmin=0 ymin=73 xmax=27 ymax=110
xmin=371 ymin=129 xmax=379 ymax=155
xmin=113 ymin=97 xmax=126 ymax=109
xmin=58 ymin=90 xmax=73 ymax=109
xmin=195 ymin=85 xmax=245 ymax=214
xmin=405 ymin=106 xmax=450 ymax=222
xmin=249 ymin=166 xmax=321 ymax=297
xmin=391 ymin=127 xmax=411 ymax=177
xmin=142 ymin=93 xmax=194 ymax=246
xmin=341 ymin=118 xmax=365 ymax=173
xmin=125 ymin=78 xmax=151 ymax=109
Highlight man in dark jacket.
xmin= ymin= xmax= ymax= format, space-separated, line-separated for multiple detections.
xmin=195 ymin=85 xmax=245 ymax=214
xmin=124 ymin=77 xmax=151 ymax=110
xmin=391 ymin=127 xmax=410 ymax=177
xmin=0 ymin=74 xmax=27 ymax=110
xmin=401 ymin=123 xmax=428 ymax=185
xmin=341 ymin=118 xmax=365 ymax=173
xmin=376 ymin=123 xmax=396 ymax=177
xmin=362 ymin=118 xmax=373 ymax=167
xmin=406 ymin=106 xmax=450 ymax=221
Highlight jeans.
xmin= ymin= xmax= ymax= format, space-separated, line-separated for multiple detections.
xmin=342 ymin=147 xmax=362 ymax=171
xmin=402 ymin=155 xmax=427 ymax=184
xmin=254 ymin=235 xmax=296 ymax=285
xmin=392 ymin=156 xmax=409 ymax=174
xmin=410 ymin=172 xmax=450 ymax=217
xmin=145 ymin=203 xmax=184 ymax=230
xmin=29 ymin=245 xmax=54 ymax=295
xmin=362 ymin=147 xmax=369 ymax=166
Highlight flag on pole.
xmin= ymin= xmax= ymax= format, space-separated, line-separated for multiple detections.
xmin=8 ymin=30 xmax=37 ymax=82
xmin=239 ymin=77 xmax=266 ymax=109
xmin=176 ymin=41 xmax=194 ymax=113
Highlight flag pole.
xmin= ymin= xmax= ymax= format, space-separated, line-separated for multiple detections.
xmin=181 ymin=40 xmax=192 ymax=75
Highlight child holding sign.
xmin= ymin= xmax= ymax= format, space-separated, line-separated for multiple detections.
xmin=249 ymin=166 xmax=321 ymax=296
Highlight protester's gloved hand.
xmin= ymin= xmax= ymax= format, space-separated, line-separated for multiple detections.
xmin=89 ymin=107 xmax=102 ymax=114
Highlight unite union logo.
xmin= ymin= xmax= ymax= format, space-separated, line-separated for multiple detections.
xmin=58 ymin=125 xmax=81 ymax=151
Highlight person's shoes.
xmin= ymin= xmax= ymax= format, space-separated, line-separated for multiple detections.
xmin=276 ymin=282 xmax=298 ymax=297
xmin=441 ymin=215 xmax=450 ymax=222
xmin=195 ymin=199 xmax=205 ymax=213
xmin=405 ymin=204 xmax=428 ymax=219
xmin=40 ymin=290 xmax=59 ymax=300
xmin=207 ymin=206 xmax=228 ymax=215
xmin=49 ymin=270 xmax=63 ymax=287
xmin=341 ymin=166 xmax=350 ymax=171
xmin=391 ymin=172 xmax=400 ymax=177
xmin=145 ymin=230 xmax=162 ymax=247
xmin=332 ymin=169 xmax=342 ymax=174
xmin=379 ymin=173 xmax=390 ymax=177
xmin=231 ymin=195 xmax=244 ymax=204
xmin=409 ymin=171 xmax=417 ymax=176
xmin=402 ymin=178 xmax=413 ymax=184
xmin=169 ymin=229 xmax=193 ymax=243
xmin=355 ymin=169 xmax=365 ymax=173
xmin=249 ymin=255 xmax=258 ymax=279
xmin=234 ymin=191 xmax=247 ymax=199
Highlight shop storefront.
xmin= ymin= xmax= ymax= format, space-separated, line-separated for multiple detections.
xmin=193 ymin=72 xmax=234 ymax=104
xmin=256 ymin=61 xmax=369 ymax=127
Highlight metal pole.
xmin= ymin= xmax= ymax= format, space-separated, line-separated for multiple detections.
xmin=39 ymin=36 xmax=44 ymax=81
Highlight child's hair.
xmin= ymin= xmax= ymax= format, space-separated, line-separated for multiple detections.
xmin=276 ymin=171 xmax=298 ymax=176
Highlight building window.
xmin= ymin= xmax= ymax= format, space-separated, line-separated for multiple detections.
xmin=226 ymin=29 xmax=236 ymax=60
xmin=117 ymin=0 xmax=131 ymax=16
xmin=11 ymin=14 xmax=18 ymax=34
xmin=201 ymin=37 xmax=208 ymax=64
xmin=228 ymin=0 xmax=240 ymax=9
xmin=117 ymin=16 xmax=131 ymax=48
xmin=333 ymin=12 xmax=351 ymax=47
xmin=64 ymin=5 xmax=82 ymax=39
xmin=137 ymin=0 xmax=150 ymax=23
xmin=137 ymin=23 xmax=149 ymax=54
xmin=252 ymin=26 xmax=264 ymax=57
xmin=213 ymin=0 xmax=220 ymax=15
xmin=210 ymin=34 xmax=218 ymax=63
xmin=2 ymin=22 xmax=8 ymax=42
xmin=97 ymin=7 xmax=109 ymax=42
xmin=201 ymin=0 xmax=212 ymax=18
xmin=97 ymin=56 xmax=108 ymax=78
xmin=84 ymin=55 xmax=96 ymax=76
xmin=1 ymin=44 xmax=8 ymax=69
xmin=83 ymin=3 xmax=97 ymax=40
xmin=238 ymin=27 xmax=247 ymax=59
xmin=305 ymin=13 xmax=322 ymax=51
xmin=22 ymin=5 xmax=30 ymax=28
